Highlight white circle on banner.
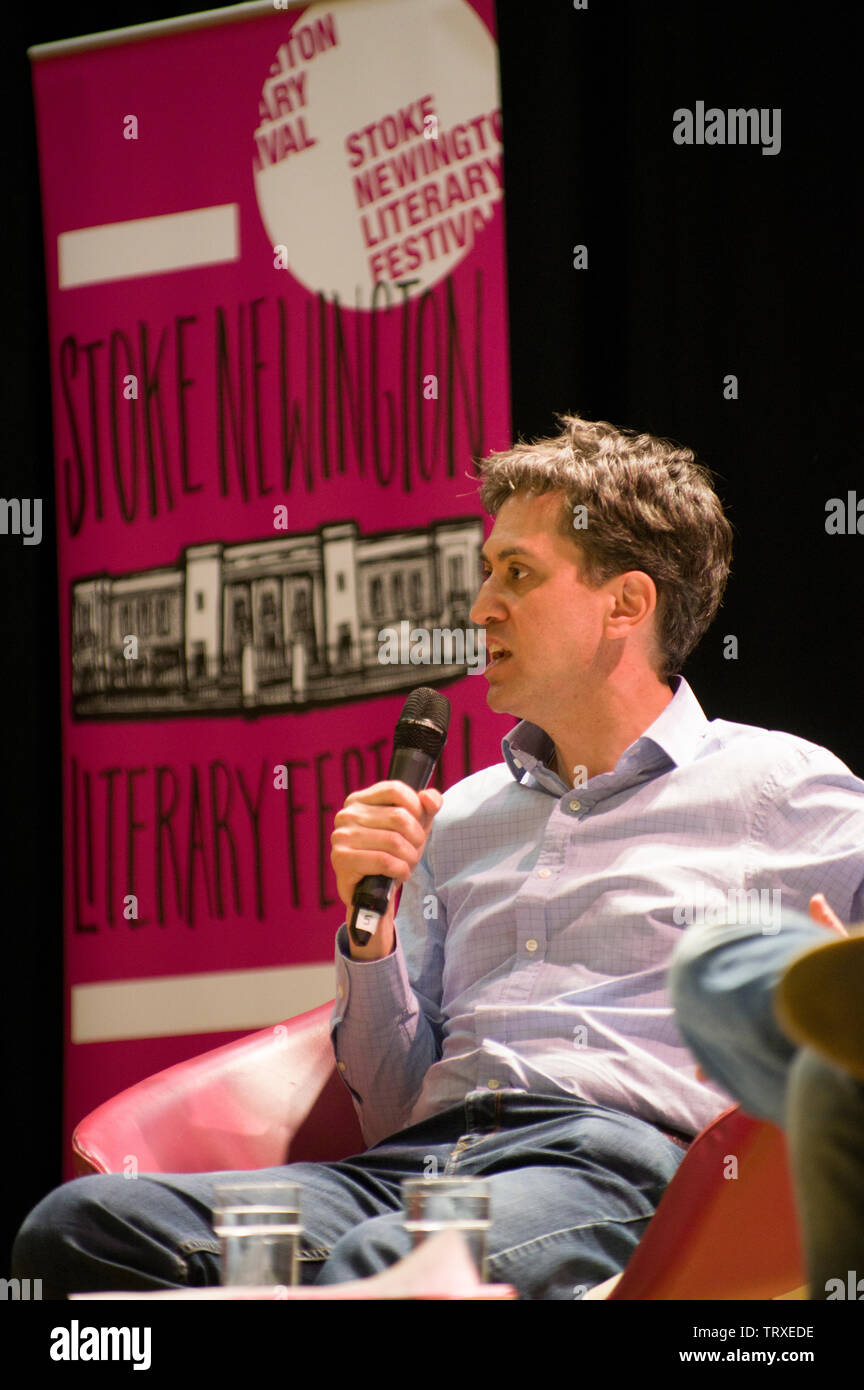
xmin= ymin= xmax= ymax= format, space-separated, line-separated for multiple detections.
xmin=252 ymin=0 xmax=502 ymax=303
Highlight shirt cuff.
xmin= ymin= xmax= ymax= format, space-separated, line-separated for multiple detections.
xmin=330 ymin=922 xmax=415 ymax=1031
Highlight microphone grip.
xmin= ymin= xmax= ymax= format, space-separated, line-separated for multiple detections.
xmin=387 ymin=744 xmax=438 ymax=788
xmin=352 ymin=874 xmax=393 ymax=921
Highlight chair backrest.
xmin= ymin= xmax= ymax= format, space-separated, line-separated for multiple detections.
xmin=72 ymin=1002 xmax=363 ymax=1176
xmin=608 ymin=1105 xmax=804 ymax=1299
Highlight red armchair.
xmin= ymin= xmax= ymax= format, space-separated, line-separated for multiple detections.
xmin=72 ymin=1003 xmax=806 ymax=1299
xmin=585 ymin=1107 xmax=804 ymax=1300
xmin=72 ymin=1002 xmax=362 ymax=1177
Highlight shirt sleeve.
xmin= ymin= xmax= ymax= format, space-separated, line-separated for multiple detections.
xmin=746 ymin=741 xmax=864 ymax=922
xmin=328 ymin=848 xmax=447 ymax=1147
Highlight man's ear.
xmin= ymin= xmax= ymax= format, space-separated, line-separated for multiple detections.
xmin=605 ymin=571 xmax=657 ymax=639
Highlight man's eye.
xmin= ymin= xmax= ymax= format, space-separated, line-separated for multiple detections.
xmin=479 ymin=563 xmax=527 ymax=581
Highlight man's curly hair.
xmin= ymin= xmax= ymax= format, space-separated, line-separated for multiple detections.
xmin=478 ymin=413 xmax=733 ymax=681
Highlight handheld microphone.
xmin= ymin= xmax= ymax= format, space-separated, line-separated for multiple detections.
xmin=349 ymin=686 xmax=451 ymax=947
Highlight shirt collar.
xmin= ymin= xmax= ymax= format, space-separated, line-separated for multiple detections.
xmin=501 ymin=675 xmax=709 ymax=792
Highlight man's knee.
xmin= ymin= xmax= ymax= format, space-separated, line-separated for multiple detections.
xmin=315 ymin=1212 xmax=412 ymax=1285
xmin=12 ymin=1173 xmax=192 ymax=1299
xmin=14 ymin=1176 xmax=124 ymax=1293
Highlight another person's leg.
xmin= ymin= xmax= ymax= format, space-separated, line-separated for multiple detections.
xmin=669 ymin=909 xmax=864 ymax=1301
xmin=786 ymin=1047 xmax=864 ymax=1300
xmin=667 ymin=909 xmax=829 ymax=1124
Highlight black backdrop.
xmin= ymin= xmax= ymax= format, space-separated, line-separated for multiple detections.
xmin=2 ymin=0 xmax=859 ymax=1287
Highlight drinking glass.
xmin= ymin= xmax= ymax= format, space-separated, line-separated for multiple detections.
xmin=213 ymin=1181 xmax=302 ymax=1287
xmin=401 ymin=1177 xmax=491 ymax=1279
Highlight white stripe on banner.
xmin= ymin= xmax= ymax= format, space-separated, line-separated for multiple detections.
xmin=71 ymin=962 xmax=335 ymax=1043
xmin=57 ymin=204 xmax=240 ymax=289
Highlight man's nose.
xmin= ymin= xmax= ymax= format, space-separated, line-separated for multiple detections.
xmin=470 ymin=576 xmax=506 ymax=628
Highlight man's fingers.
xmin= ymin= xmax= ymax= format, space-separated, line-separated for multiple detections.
xmin=338 ymin=782 xmax=444 ymax=841
xmin=331 ymin=782 xmax=444 ymax=910
xmin=331 ymin=824 xmax=423 ymax=868
xmin=332 ymin=842 xmax=416 ymax=885
xmin=808 ymin=893 xmax=848 ymax=938
xmin=344 ymin=780 xmax=425 ymax=817
xmin=418 ymin=786 xmax=443 ymax=827
xmin=334 ymin=799 xmax=429 ymax=849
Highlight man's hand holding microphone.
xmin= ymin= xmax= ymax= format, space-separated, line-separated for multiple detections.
xmin=331 ymin=781 xmax=443 ymax=960
xmin=329 ymin=687 xmax=451 ymax=961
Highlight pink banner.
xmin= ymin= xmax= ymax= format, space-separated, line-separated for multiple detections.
xmin=30 ymin=0 xmax=512 ymax=1173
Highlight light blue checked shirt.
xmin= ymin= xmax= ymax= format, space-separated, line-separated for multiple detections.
xmin=331 ymin=676 xmax=864 ymax=1146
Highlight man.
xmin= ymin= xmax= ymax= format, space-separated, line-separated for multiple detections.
xmin=13 ymin=413 xmax=864 ymax=1299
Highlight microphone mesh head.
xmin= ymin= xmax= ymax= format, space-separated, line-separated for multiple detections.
xmin=394 ymin=687 xmax=451 ymax=754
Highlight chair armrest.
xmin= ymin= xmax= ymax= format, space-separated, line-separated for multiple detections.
xmin=72 ymin=1002 xmax=363 ymax=1176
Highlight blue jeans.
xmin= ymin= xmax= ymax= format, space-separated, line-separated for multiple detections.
xmin=669 ymin=909 xmax=864 ymax=1298
xmin=12 ymin=1088 xmax=685 ymax=1301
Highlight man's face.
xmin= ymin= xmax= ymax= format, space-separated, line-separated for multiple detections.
xmin=470 ymin=491 xmax=618 ymax=724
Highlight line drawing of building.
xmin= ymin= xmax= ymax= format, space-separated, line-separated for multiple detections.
xmin=70 ymin=517 xmax=483 ymax=719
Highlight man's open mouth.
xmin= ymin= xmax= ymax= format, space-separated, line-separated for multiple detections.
xmin=486 ymin=644 xmax=511 ymax=669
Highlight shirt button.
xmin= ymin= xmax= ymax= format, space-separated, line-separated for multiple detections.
xmin=537 ymin=867 xmax=551 ymax=879
xmin=338 ymin=1061 xmax=347 ymax=1072
xmin=525 ymin=938 xmax=538 ymax=953
xmin=487 ymin=1079 xmax=500 ymax=1089
xmin=569 ymin=799 xmax=581 ymax=812
xmin=337 ymin=985 xmax=344 ymax=997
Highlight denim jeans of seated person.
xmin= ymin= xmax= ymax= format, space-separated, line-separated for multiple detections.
xmin=669 ymin=907 xmax=864 ymax=1298
xmin=12 ymin=1088 xmax=685 ymax=1301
